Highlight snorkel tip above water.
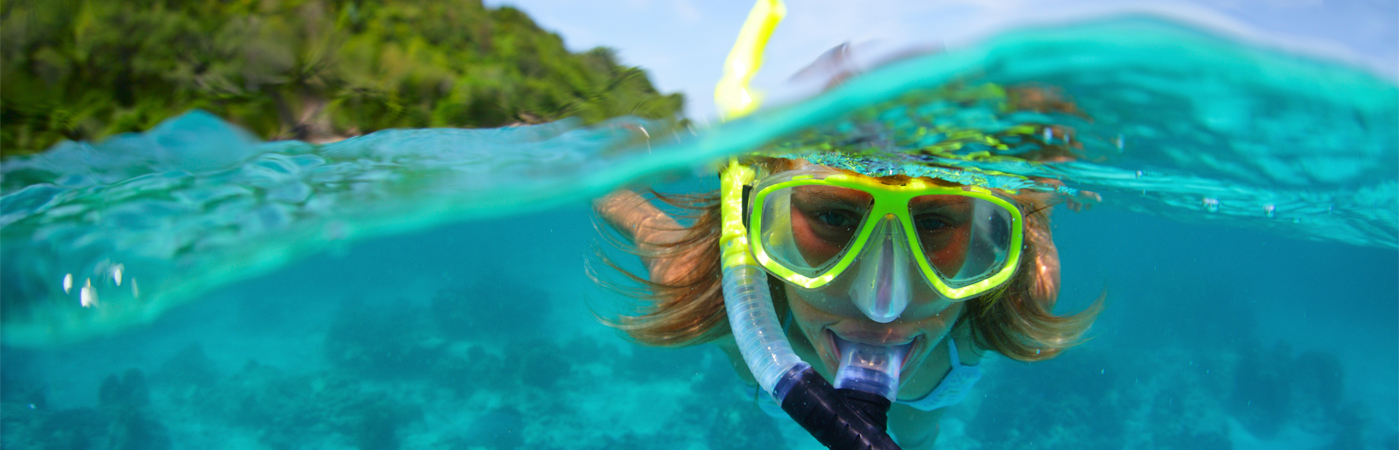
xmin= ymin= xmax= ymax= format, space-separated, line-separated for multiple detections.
xmin=714 ymin=0 xmax=785 ymax=121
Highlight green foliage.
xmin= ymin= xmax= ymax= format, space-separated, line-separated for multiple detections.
xmin=1 ymin=0 xmax=685 ymax=158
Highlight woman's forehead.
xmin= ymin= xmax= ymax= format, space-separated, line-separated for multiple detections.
xmin=761 ymin=152 xmax=1056 ymax=194
xmin=779 ymin=158 xmax=1030 ymax=210
xmin=791 ymin=183 xmax=977 ymax=209
xmin=790 ymin=159 xmax=964 ymax=188
xmin=791 ymin=184 xmax=872 ymax=205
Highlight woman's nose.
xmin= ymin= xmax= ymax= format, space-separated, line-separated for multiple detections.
xmin=849 ymin=214 xmax=911 ymax=323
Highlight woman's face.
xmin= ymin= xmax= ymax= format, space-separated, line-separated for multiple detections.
xmin=789 ymin=193 xmax=974 ymax=378
xmin=769 ymin=163 xmax=1012 ymax=383
xmin=783 ymin=184 xmax=974 ymax=383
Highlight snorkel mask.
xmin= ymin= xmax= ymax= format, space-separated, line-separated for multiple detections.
xmin=747 ymin=163 xmax=1024 ymax=322
xmin=713 ymin=2 xmax=1031 ymax=449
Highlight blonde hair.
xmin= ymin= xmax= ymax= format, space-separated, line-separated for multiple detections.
xmin=590 ymin=159 xmax=1101 ymax=362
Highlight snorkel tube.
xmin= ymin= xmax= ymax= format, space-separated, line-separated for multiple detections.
xmin=720 ymin=161 xmax=901 ymax=450
xmin=716 ymin=3 xmax=902 ymax=448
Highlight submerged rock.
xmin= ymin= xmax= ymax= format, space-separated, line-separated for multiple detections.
xmin=98 ymin=369 xmax=150 ymax=409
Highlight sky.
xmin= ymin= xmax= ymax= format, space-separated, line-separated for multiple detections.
xmin=481 ymin=0 xmax=1398 ymax=121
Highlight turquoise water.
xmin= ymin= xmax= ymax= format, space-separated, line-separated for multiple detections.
xmin=2 ymin=18 xmax=1396 ymax=449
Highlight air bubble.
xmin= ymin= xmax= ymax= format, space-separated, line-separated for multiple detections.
xmin=1202 ymin=197 xmax=1220 ymax=213
xmin=1115 ymin=134 xmax=1125 ymax=149
xmin=1263 ymin=204 xmax=1276 ymax=219
xmin=112 ymin=264 xmax=124 ymax=286
xmin=80 ymin=279 xmax=97 ymax=308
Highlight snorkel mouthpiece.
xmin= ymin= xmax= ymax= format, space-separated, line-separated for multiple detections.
xmin=833 ymin=337 xmax=910 ymax=402
xmin=850 ymin=216 xmax=912 ymax=323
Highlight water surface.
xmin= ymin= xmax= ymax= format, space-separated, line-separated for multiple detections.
xmin=2 ymin=17 xmax=1395 ymax=450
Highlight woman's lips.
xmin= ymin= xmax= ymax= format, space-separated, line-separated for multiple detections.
xmin=830 ymin=329 xmax=916 ymax=346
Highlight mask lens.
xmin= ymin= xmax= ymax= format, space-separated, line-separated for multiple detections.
xmin=909 ymin=194 xmax=1016 ymax=287
xmin=758 ymin=184 xmax=873 ymax=278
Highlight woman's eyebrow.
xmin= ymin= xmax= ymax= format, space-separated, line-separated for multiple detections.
xmin=794 ymin=188 xmax=869 ymax=209
xmin=910 ymin=197 xmax=973 ymax=212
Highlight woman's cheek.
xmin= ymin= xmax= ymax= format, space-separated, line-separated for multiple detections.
xmin=790 ymin=211 xmax=844 ymax=266
xmin=794 ymin=278 xmax=863 ymax=318
xmin=784 ymin=288 xmax=842 ymax=372
xmin=927 ymin=228 xmax=970 ymax=276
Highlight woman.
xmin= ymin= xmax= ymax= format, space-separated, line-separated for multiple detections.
xmin=593 ymin=152 xmax=1103 ymax=449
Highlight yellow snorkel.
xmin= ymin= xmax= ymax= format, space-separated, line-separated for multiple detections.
xmin=717 ymin=0 xmax=783 ymax=272
xmin=717 ymin=0 xmax=782 ymax=274
xmin=715 ymin=2 xmax=902 ymax=448
xmin=714 ymin=0 xmax=786 ymax=121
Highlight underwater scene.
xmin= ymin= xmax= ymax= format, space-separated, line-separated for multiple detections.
xmin=2 ymin=3 xmax=1397 ymax=450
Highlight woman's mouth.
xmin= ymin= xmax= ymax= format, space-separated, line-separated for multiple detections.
xmin=825 ymin=329 xmax=921 ymax=399
xmin=825 ymin=329 xmax=922 ymax=376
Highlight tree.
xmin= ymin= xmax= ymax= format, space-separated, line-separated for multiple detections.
xmin=1 ymin=0 xmax=685 ymax=158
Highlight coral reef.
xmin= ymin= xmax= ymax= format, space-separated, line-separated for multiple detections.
xmin=965 ymin=340 xmax=1377 ymax=450
xmin=99 ymin=369 xmax=151 ymax=409
xmin=967 ymin=349 xmax=1128 ymax=450
xmin=176 ymin=360 xmax=422 ymax=450
xmin=30 ymin=407 xmax=109 ymax=450
xmin=465 ymin=407 xmax=527 ymax=449
xmin=324 ymin=297 xmax=446 ymax=380
xmin=1229 ymin=341 xmax=1294 ymax=438
xmin=701 ymin=400 xmax=790 ymax=450
xmin=2 ymin=271 xmax=1387 ymax=449
xmin=430 ymin=276 xmax=552 ymax=344
xmin=506 ymin=338 xmax=575 ymax=390
xmin=430 ymin=344 xmax=510 ymax=396
xmin=0 ymin=347 xmax=49 ymax=411
xmin=153 ymin=343 xmax=222 ymax=389
xmin=1144 ymin=377 xmax=1233 ymax=450
xmin=2 ymin=368 xmax=171 ymax=450
xmin=1229 ymin=340 xmax=1364 ymax=446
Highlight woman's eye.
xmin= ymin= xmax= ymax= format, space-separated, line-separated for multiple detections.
xmin=817 ymin=211 xmax=856 ymax=227
xmin=916 ymin=216 xmax=950 ymax=231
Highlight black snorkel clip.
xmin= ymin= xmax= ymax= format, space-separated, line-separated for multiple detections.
xmin=775 ymin=365 xmax=902 ymax=450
